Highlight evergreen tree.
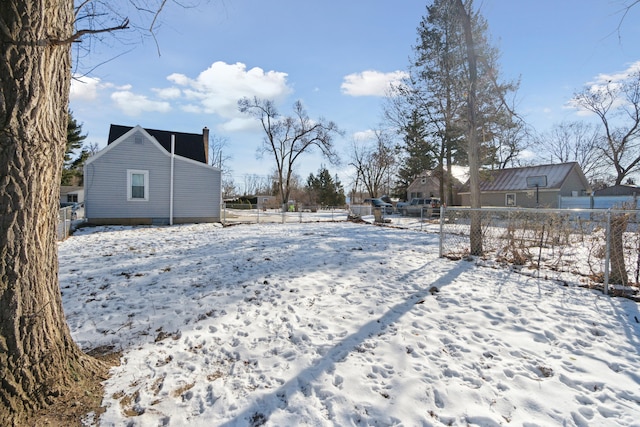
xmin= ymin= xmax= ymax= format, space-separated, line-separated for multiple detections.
xmin=61 ymin=111 xmax=90 ymax=185
xmin=65 ymin=110 xmax=86 ymax=165
xmin=305 ymin=166 xmax=346 ymax=207
xmin=394 ymin=109 xmax=437 ymax=199
xmin=389 ymin=0 xmax=520 ymax=205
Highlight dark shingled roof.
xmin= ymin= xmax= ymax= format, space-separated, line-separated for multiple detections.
xmin=108 ymin=124 xmax=206 ymax=164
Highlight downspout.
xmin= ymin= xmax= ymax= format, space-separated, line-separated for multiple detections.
xmin=170 ymin=135 xmax=175 ymax=225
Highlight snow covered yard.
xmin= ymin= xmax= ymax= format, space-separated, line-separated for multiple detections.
xmin=58 ymin=222 xmax=640 ymax=426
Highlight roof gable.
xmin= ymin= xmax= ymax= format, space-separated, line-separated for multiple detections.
xmin=107 ymin=124 xmax=206 ymax=163
xmin=408 ymin=170 xmax=464 ymax=189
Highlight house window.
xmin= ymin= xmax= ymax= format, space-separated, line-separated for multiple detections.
xmin=67 ymin=194 xmax=78 ymax=203
xmin=127 ymin=170 xmax=149 ymax=201
xmin=505 ymin=193 xmax=516 ymax=206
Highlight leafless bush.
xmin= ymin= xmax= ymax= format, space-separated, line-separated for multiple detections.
xmin=440 ymin=207 xmax=640 ymax=293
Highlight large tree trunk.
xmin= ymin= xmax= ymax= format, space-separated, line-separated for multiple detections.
xmin=456 ymin=0 xmax=483 ymax=256
xmin=0 ymin=1 xmax=103 ymax=423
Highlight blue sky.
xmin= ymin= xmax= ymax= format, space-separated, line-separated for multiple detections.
xmin=70 ymin=0 xmax=640 ymax=191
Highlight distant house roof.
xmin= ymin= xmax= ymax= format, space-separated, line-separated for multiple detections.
xmin=594 ymin=184 xmax=640 ymax=196
xmin=60 ymin=185 xmax=83 ymax=193
xmin=108 ymin=124 xmax=207 ymax=164
xmin=460 ymin=162 xmax=587 ymax=192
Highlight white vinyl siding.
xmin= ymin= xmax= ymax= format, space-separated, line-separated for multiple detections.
xmin=84 ymin=127 xmax=221 ymax=222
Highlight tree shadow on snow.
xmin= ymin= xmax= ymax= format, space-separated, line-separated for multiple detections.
xmin=220 ymin=260 xmax=473 ymax=426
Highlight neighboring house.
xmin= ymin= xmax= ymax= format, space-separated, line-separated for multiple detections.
xmin=256 ymin=195 xmax=278 ymax=210
xmin=84 ymin=124 xmax=221 ymax=225
xmin=60 ymin=186 xmax=84 ymax=204
xmin=593 ymin=184 xmax=640 ymax=197
xmin=406 ymin=169 xmax=464 ymax=204
xmin=406 ymin=174 xmax=440 ymax=200
xmin=458 ymin=162 xmax=591 ymax=208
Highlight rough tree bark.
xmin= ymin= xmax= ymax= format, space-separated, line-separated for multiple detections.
xmin=455 ymin=0 xmax=483 ymax=256
xmin=0 ymin=1 xmax=105 ymax=423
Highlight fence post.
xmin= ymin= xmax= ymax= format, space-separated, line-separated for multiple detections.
xmin=603 ymin=209 xmax=611 ymax=295
xmin=438 ymin=205 xmax=445 ymax=258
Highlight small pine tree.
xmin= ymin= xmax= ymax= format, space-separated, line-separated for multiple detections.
xmin=61 ymin=111 xmax=89 ymax=185
xmin=65 ymin=110 xmax=86 ymax=166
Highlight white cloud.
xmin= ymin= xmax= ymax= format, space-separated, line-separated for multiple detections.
xmin=590 ymin=60 xmax=640 ymax=86
xmin=341 ymin=70 xmax=408 ymax=97
xmin=352 ymin=129 xmax=377 ymax=141
xmin=70 ymin=75 xmax=102 ymax=101
xmin=152 ymin=87 xmax=182 ymax=99
xmin=82 ymin=61 xmax=291 ymax=129
xmin=166 ymin=61 xmax=292 ymax=129
xmin=219 ymin=117 xmax=262 ymax=133
xmin=111 ymin=91 xmax=171 ymax=116
xmin=567 ymin=61 xmax=640 ymax=115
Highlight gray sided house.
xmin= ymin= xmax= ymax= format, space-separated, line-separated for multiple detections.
xmin=84 ymin=125 xmax=221 ymax=225
xmin=60 ymin=186 xmax=84 ymax=204
xmin=593 ymin=184 xmax=640 ymax=196
xmin=407 ymin=174 xmax=440 ymax=200
xmin=458 ymin=162 xmax=591 ymax=208
xmin=406 ymin=170 xmax=464 ymax=205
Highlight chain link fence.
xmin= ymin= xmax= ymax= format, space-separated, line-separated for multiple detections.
xmin=221 ymin=204 xmax=350 ymax=225
xmin=439 ymin=207 xmax=640 ymax=296
xmin=57 ymin=206 xmax=74 ymax=240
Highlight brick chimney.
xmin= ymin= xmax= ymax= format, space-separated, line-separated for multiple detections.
xmin=202 ymin=127 xmax=209 ymax=165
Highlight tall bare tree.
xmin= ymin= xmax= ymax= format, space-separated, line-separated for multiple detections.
xmin=349 ymin=129 xmax=397 ymax=198
xmin=572 ymin=71 xmax=640 ymax=185
xmin=241 ymin=173 xmax=272 ymax=196
xmin=536 ymin=121 xmax=607 ymax=185
xmin=455 ymin=0 xmax=483 ymax=255
xmin=0 ymin=1 xmax=195 ymax=423
xmin=239 ymin=97 xmax=342 ymax=208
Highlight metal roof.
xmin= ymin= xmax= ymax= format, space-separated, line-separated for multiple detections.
xmin=468 ymin=162 xmax=583 ymax=192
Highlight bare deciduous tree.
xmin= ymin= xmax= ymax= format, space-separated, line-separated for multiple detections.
xmin=349 ymin=130 xmax=397 ymax=198
xmin=208 ymin=133 xmax=237 ymax=197
xmin=572 ymin=71 xmax=640 ymax=185
xmin=238 ymin=97 xmax=342 ymax=208
xmin=536 ymin=121 xmax=607 ymax=184
xmin=241 ymin=173 xmax=272 ymax=196
xmin=208 ymin=133 xmax=231 ymax=169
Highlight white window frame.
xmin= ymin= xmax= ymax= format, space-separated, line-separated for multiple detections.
xmin=505 ymin=193 xmax=516 ymax=206
xmin=127 ymin=169 xmax=149 ymax=201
